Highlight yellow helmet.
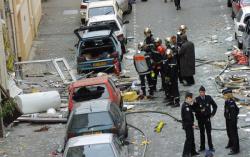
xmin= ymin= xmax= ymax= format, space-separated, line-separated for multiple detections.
xmin=144 ymin=27 xmax=152 ymax=35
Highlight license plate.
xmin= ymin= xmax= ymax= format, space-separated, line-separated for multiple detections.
xmin=93 ymin=62 xmax=107 ymax=67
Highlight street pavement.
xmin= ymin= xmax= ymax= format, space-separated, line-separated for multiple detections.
xmin=1 ymin=0 xmax=250 ymax=157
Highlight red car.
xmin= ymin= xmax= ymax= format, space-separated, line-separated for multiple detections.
xmin=68 ymin=76 xmax=123 ymax=112
xmin=232 ymin=0 xmax=250 ymax=18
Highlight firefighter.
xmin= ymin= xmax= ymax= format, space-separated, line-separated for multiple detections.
xmin=152 ymin=37 xmax=166 ymax=91
xmin=144 ymin=27 xmax=155 ymax=45
xmin=177 ymin=25 xmax=187 ymax=84
xmin=193 ymin=86 xmax=217 ymax=152
xmin=133 ymin=42 xmax=154 ymax=98
xmin=163 ymin=49 xmax=180 ymax=107
xmin=181 ymin=92 xmax=199 ymax=157
xmin=222 ymin=88 xmax=240 ymax=155
xmin=165 ymin=37 xmax=172 ymax=49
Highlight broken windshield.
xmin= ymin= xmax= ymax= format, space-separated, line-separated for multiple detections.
xmin=89 ymin=6 xmax=114 ymax=18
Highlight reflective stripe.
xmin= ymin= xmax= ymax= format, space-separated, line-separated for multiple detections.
xmin=134 ymin=55 xmax=145 ymax=61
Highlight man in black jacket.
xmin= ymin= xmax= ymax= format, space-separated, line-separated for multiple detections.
xmin=223 ymin=88 xmax=240 ymax=155
xmin=193 ymin=86 xmax=217 ymax=152
xmin=181 ymin=92 xmax=199 ymax=157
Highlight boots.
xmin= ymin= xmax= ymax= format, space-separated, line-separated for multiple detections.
xmin=171 ymin=97 xmax=180 ymax=108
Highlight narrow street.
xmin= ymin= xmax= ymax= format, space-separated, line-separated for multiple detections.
xmin=1 ymin=0 xmax=250 ymax=157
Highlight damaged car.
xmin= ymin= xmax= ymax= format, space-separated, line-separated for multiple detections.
xmin=74 ymin=25 xmax=123 ymax=74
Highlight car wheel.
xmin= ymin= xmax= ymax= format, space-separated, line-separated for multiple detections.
xmin=227 ymin=0 xmax=232 ymax=7
xmin=238 ymin=41 xmax=243 ymax=49
xmin=127 ymin=3 xmax=132 ymax=14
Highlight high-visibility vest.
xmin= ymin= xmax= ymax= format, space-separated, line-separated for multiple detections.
xmin=133 ymin=51 xmax=151 ymax=75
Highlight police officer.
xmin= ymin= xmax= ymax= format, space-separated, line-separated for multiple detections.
xmin=163 ymin=49 xmax=180 ymax=107
xmin=133 ymin=42 xmax=154 ymax=98
xmin=222 ymin=88 xmax=240 ymax=155
xmin=181 ymin=92 xmax=199 ymax=157
xmin=193 ymin=86 xmax=217 ymax=152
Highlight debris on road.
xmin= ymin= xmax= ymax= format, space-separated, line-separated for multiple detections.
xmin=34 ymin=126 xmax=50 ymax=132
xmin=15 ymin=91 xmax=61 ymax=114
xmin=122 ymin=91 xmax=139 ymax=102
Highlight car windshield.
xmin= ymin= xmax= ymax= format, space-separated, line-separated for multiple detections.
xmin=89 ymin=6 xmax=114 ymax=18
xmin=66 ymin=143 xmax=115 ymax=157
xmin=73 ymin=84 xmax=109 ymax=102
xmin=69 ymin=112 xmax=113 ymax=130
xmin=89 ymin=20 xmax=120 ymax=31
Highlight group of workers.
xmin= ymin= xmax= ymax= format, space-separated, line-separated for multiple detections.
xmin=133 ymin=24 xmax=195 ymax=107
xmin=181 ymin=88 xmax=240 ymax=157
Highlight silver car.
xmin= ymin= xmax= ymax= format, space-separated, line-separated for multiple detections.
xmin=63 ymin=134 xmax=128 ymax=157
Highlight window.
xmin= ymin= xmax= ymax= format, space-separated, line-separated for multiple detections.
xmin=73 ymin=84 xmax=109 ymax=102
xmin=236 ymin=10 xmax=243 ymax=22
xmin=89 ymin=6 xmax=115 ymax=18
xmin=66 ymin=143 xmax=115 ymax=157
xmin=69 ymin=112 xmax=113 ymax=131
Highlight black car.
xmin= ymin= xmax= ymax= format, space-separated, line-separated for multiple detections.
xmin=65 ymin=99 xmax=128 ymax=143
xmin=74 ymin=25 xmax=123 ymax=74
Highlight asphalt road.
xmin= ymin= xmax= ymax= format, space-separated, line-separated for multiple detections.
xmin=1 ymin=0 xmax=250 ymax=157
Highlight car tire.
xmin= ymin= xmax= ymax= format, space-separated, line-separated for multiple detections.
xmin=227 ymin=0 xmax=232 ymax=7
xmin=238 ymin=41 xmax=243 ymax=49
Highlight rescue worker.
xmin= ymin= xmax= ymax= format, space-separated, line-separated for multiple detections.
xmin=152 ymin=37 xmax=166 ymax=91
xmin=170 ymin=35 xmax=179 ymax=58
xmin=144 ymin=27 xmax=154 ymax=45
xmin=176 ymin=25 xmax=187 ymax=84
xmin=193 ymin=86 xmax=217 ymax=152
xmin=179 ymin=34 xmax=195 ymax=86
xmin=163 ymin=49 xmax=180 ymax=107
xmin=181 ymin=92 xmax=199 ymax=157
xmin=165 ymin=37 xmax=172 ymax=49
xmin=174 ymin=0 xmax=181 ymax=10
xmin=133 ymin=42 xmax=154 ymax=98
xmin=222 ymin=88 xmax=240 ymax=155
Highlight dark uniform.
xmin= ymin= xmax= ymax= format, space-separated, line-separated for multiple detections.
xmin=181 ymin=100 xmax=197 ymax=157
xmin=176 ymin=32 xmax=184 ymax=83
xmin=144 ymin=34 xmax=155 ymax=45
xmin=224 ymin=96 xmax=240 ymax=154
xmin=162 ymin=55 xmax=180 ymax=107
xmin=174 ymin=0 xmax=181 ymax=10
xmin=193 ymin=93 xmax=217 ymax=151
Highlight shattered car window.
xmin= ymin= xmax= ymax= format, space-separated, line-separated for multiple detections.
xmin=73 ymin=84 xmax=109 ymax=102
xmin=66 ymin=143 xmax=115 ymax=157
xmin=89 ymin=6 xmax=115 ymax=18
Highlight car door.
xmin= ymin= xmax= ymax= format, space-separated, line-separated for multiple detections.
xmin=234 ymin=9 xmax=244 ymax=37
xmin=108 ymin=78 xmax=122 ymax=106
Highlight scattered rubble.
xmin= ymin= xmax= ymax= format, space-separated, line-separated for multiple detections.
xmin=34 ymin=126 xmax=50 ymax=132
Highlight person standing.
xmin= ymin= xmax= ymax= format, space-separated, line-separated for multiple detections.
xmin=222 ymin=88 xmax=240 ymax=155
xmin=179 ymin=34 xmax=195 ymax=86
xmin=174 ymin=0 xmax=181 ymax=10
xmin=133 ymin=42 xmax=154 ymax=98
xmin=193 ymin=86 xmax=217 ymax=152
xmin=163 ymin=49 xmax=180 ymax=107
xmin=181 ymin=92 xmax=199 ymax=157
xmin=143 ymin=27 xmax=154 ymax=45
xmin=176 ymin=25 xmax=187 ymax=84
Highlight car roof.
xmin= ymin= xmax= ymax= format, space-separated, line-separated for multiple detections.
xmin=88 ymin=0 xmax=114 ymax=8
xmin=73 ymin=99 xmax=111 ymax=114
xmin=82 ymin=30 xmax=112 ymax=38
xmin=88 ymin=14 xmax=117 ymax=23
xmin=67 ymin=133 xmax=113 ymax=147
xmin=71 ymin=76 xmax=109 ymax=88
